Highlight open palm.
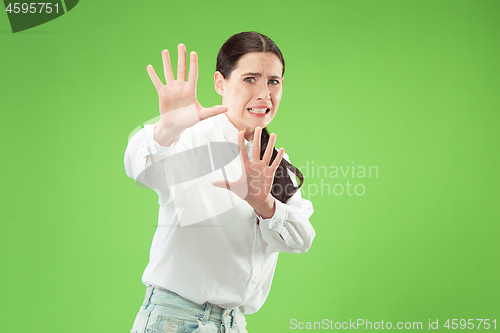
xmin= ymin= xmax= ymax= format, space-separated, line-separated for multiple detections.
xmin=147 ymin=44 xmax=227 ymax=144
xmin=213 ymin=127 xmax=285 ymax=206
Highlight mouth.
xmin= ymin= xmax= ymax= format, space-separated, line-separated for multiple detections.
xmin=247 ymin=107 xmax=271 ymax=117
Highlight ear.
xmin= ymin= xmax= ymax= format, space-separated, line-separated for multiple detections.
xmin=214 ymin=71 xmax=225 ymax=96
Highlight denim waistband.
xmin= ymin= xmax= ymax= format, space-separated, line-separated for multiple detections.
xmin=142 ymin=285 xmax=237 ymax=326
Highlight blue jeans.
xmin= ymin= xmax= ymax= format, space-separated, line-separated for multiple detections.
xmin=130 ymin=286 xmax=248 ymax=333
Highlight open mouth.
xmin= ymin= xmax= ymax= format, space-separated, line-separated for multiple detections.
xmin=247 ymin=107 xmax=270 ymax=115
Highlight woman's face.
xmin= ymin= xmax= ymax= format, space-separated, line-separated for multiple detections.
xmin=215 ymin=52 xmax=283 ymax=140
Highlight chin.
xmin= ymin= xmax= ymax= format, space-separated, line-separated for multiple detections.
xmin=249 ymin=118 xmax=271 ymax=130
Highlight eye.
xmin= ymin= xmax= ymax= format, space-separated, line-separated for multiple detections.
xmin=269 ymin=79 xmax=280 ymax=85
xmin=244 ymin=77 xmax=255 ymax=83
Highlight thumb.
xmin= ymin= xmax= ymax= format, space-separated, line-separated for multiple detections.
xmin=199 ymin=105 xmax=228 ymax=121
xmin=212 ymin=179 xmax=232 ymax=191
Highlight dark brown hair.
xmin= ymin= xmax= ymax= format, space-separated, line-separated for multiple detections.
xmin=216 ymin=31 xmax=304 ymax=203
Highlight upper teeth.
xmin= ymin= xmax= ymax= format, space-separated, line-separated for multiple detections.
xmin=249 ymin=108 xmax=268 ymax=114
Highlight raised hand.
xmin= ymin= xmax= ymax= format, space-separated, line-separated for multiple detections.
xmin=147 ymin=44 xmax=228 ymax=146
xmin=212 ymin=127 xmax=285 ymax=219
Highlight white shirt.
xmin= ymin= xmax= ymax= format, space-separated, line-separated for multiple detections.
xmin=124 ymin=113 xmax=315 ymax=314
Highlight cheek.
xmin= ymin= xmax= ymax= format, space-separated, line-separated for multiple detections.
xmin=272 ymin=89 xmax=283 ymax=103
xmin=226 ymin=88 xmax=243 ymax=105
xmin=233 ymin=87 xmax=255 ymax=105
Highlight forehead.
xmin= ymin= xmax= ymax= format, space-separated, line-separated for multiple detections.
xmin=232 ymin=52 xmax=283 ymax=76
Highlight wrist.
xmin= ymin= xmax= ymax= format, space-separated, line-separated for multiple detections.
xmin=154 ymin=122 xmax=184 ymax=147
xmin=251 ymin=194 xmax=276 ymax=220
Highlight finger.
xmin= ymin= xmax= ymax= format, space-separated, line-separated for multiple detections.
xmin=252 ymin=127 xmax=262 ymax=162
xmin=162 ymin=49 xmax=175 ymax=84
xmin=237 ymin=131 xmax=250 ymax=165
xmin=147 ymin=65 xmax=163 ymax=91
xmin=270 ymin=147 xmax=285 ymax=171
xmin=177 ymin=43 xmax=187 ymax=82
xmin=198 ymin=105 xmax=228 ymax=121
xmin=187 ymin=51 xmax=198 ymax=88
xmin=262 ymin=132 xmax=276 ymax=166
xmin=212 ymin=179 xmax=232 ymax=191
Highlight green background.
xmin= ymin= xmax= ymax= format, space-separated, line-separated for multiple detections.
xmin=1 ymin=0 xmax=499 ymax=332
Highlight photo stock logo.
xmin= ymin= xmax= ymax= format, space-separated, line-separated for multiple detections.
xmin=298 ymin=160 xmax=379 ymax=199
xmin=4 ymin=0 xmax=79 ymax=33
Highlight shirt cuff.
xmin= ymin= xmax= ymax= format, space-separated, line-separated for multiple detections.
xmin=256 ymin=200 xmax=302 ymax=250
xmin=255 ymin=198 xmax=286 ymax=233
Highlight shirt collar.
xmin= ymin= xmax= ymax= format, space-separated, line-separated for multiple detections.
xmin=211 ymin=113 xmax=253 ymax=147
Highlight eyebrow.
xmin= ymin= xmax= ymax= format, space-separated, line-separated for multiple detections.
xmin=241 ymin=72 xmax=282 ymax=79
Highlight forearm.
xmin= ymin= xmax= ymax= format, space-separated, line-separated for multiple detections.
xmin=154 ymin=121 xmax=185 ymax=147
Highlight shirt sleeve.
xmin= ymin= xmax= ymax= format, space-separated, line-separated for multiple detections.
xmin=124 ymin=123 xmax=188 ymax=192
xmin=257 ymin=153 xmax=315 ymax=254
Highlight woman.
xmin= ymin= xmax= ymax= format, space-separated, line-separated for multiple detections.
xmin=125 ymin=31 xmax=315 ymax=333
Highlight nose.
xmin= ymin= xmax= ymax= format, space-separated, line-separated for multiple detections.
xmin=256 ymin=81 xmax=271 ymax=101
